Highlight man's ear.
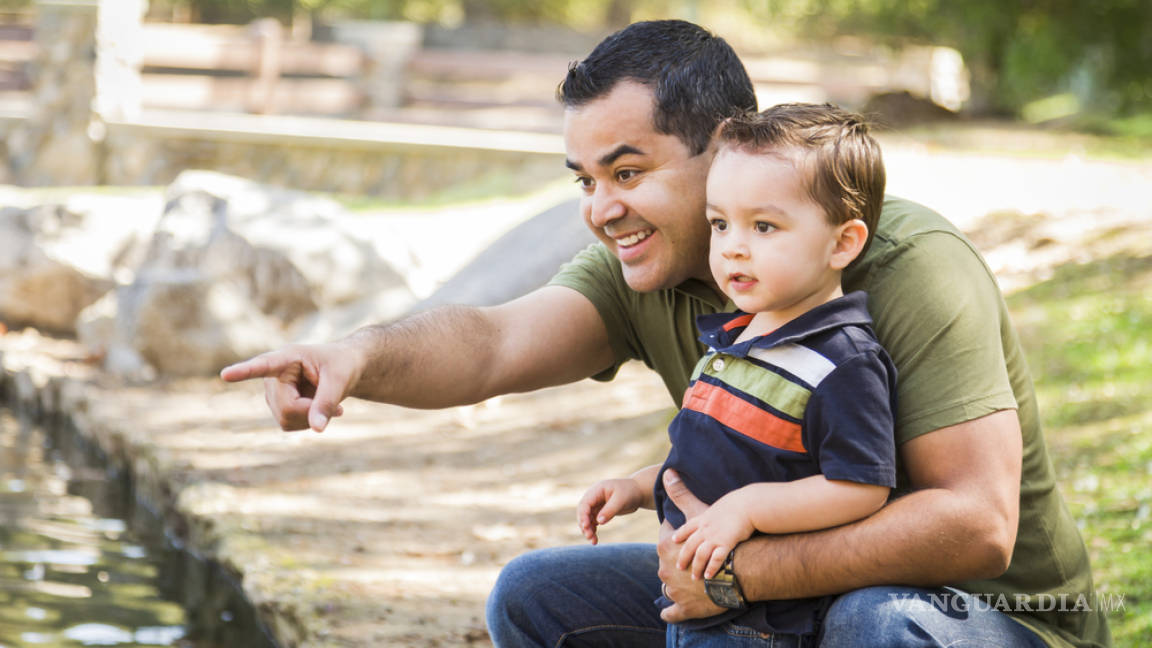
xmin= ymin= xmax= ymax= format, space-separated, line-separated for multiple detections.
xmin=829 ymin=219 xmax=868 ymax=270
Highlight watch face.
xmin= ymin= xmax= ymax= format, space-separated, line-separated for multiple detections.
xmin=705 ymin=580 xmax=746 ymax=610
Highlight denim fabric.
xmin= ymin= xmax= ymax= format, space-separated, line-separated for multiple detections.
xmin=485 ymin=543 xmax=1047 ymax=648
xmin=486 ymin=543 xmax=665 ymax=648
xmin=819 ymin=586 xmax=1049 ymax=648
xmin=668 ymin=622 xmax=805 ymax=648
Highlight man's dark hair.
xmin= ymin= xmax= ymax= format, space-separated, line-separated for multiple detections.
xmin=557 ymin=20 xmax=757 ymax=156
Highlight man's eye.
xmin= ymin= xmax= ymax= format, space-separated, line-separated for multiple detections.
xmin=616 ymin=169 xmax=637 ymax=182
xmin=574 ymin=176 xmax=594 ymax=191
xmin=755 ymin=222 xmax=777 ymax=233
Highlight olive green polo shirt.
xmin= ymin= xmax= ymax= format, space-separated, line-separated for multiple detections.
xmin=548 ymin=196 xmax=1110 ymax=648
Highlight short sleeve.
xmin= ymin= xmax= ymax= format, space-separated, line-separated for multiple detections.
xmin=804 ymin=351 xmax=897 ymax=487
xmin=547 ymin=243 xmax=640 ymax=380
xmin=864 ymin=232 xmax=1019 ymax=444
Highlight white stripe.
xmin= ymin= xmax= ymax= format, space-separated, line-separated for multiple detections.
xmin=747 ymin=343 xmax=836 ymax=387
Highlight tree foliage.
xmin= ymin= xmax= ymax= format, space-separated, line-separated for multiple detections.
xmin=145 ymin=0 xmax=650 ymax=27
xmin=745 ymin=0 xmax=1152 ymax=116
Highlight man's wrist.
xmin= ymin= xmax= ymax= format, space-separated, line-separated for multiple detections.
xmin=730 ymin=537 xmax=770 ymax=602
xmin=703 ymin=548 xmax=748 ymax=609
xmin=339 ymin=328 xmax=384 ymax=394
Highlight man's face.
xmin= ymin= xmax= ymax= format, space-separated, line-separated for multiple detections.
xmin=563 ymin=81 xmax=715 ymax=293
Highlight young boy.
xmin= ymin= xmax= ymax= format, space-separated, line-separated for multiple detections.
xmin=577 ymin=103 xmax=896 ymax=644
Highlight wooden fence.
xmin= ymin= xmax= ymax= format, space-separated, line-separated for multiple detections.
xmin=0 ymin=20 xmax=959 ymax=122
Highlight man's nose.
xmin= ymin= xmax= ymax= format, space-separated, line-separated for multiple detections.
xmin=586 ymin=185 xmax=625 ymax=228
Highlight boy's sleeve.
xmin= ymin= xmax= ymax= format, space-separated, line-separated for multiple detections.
xmin=547 ymin=243 xmax=640 ymax=381
xmin=804 ymin=351 xmax=898 ymax=488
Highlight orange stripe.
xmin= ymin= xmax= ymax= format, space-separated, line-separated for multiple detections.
xmin=683 ymin=381 xmax=806 ymax=453
xmin=722 ymin=314 xmax=755 ymax=332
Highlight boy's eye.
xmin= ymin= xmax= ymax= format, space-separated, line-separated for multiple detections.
xmin=709 ymin=218 xmax=727 ymax=232
xmin=755 ymin=222 xmax=777 ymax=233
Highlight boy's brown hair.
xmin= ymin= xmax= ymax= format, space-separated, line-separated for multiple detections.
xmin=716 ymin=103 xmax=885 ymax=259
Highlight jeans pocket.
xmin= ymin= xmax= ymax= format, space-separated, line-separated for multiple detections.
xmin=669 ymin=623 xmax=804 ymax=648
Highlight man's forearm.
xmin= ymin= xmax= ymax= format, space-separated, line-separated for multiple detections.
xmin=340 ymin=287 xmax=616 ymax=409
xmin=736 ymin=486 xmax=1011 ymax=601
xmin=344 ymin=305 xmax=502 ymax=408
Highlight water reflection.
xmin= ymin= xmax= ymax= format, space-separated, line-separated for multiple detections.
xmin=0 ymin=410 xmax=208 ymax=647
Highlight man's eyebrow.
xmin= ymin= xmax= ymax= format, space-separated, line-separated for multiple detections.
xmin=565 ymin=144 xmax=645 ymax=173
xmin=599 ymin=144 xmax=644 ymax=168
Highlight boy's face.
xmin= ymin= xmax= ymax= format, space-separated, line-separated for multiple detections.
xmin=705 ymin=146 xmax=848 ymax=321
xmin=563 ymin=81 xmax=716 ymax=293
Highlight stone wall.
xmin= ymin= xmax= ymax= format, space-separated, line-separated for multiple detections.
xmin=6 ymin=1 xmax=101 ymax=186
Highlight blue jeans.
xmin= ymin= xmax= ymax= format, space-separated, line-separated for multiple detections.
xmin=667 ymin=623 xmax=806 ymax=648
xmin=486 ymin=543 xmax=1048 ymax=648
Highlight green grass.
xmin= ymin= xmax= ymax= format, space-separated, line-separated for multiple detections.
xmin=1009 ymin=254 xmax=1152 ymax=647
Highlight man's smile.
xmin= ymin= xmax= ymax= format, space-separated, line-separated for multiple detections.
xmin=614 ymin=229 xmax=654 ymax=248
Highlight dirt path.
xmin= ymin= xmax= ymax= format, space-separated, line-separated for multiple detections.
xmin=2 ymin=139 xmax=1149 ymax=647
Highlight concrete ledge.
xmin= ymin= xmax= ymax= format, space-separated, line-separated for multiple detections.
xmin=98 ymin=110 xmax=565 ymax=197
xmin=111 ymin=109 xmax=565 ymax=155
xmin=4 ymin=106 xmax=566 ymax=196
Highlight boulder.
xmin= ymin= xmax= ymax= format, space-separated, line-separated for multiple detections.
xmin=159 ymin=171 xmax=413 ymax=308
xmin=290 ymin=198 xmax=593 ymax=343
xmin=410 ymin=198 xmax=592 ymax=311
xmin=0 ymin=204 xmax=116 ymax=334
xmin=80 ymin=170 xmax=417 ymax=377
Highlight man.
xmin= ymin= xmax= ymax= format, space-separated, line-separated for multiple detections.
xmin=222 ymin=20 xmax=1110 ymax=648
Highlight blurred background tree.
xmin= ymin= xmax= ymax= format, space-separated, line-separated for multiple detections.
xmin=749 ymin=0 xmax=1152 ymax=119
xmin=2 ymin=0 xmax=1148 ymax=121
xmin=137 ymin=0 xmax=671 ymax=29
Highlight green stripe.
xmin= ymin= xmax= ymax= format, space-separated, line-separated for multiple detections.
xmin=688 ymin=352 xmax=713 ymax=383
xmin=703 ymin=358 xmax=811 ymax=420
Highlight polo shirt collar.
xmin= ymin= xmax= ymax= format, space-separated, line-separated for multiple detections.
xmin=696 ymin=291 xmax=873 ymax=355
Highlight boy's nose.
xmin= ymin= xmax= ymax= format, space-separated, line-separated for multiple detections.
xmin=721 ymin=240 xmax=749 ymax=259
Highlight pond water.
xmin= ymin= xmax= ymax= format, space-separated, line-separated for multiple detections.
xmin=0 ymin=410 xmax=276 ymax=648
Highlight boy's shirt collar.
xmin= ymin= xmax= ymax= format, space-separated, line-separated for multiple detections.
xmin=696 ymin=291 xmax=873 ymax=355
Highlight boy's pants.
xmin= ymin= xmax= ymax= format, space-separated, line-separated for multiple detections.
xmin=486 ymin=543 xmax=1048 ymax=648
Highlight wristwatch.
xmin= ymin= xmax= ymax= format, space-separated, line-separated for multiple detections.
xmin=703 ymin=549 xmax=748 ymax=610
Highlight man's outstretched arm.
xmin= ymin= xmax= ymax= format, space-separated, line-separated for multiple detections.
xmin=220 ymin=286 xmax=616 ymax=431
xmin=657 ymin=409 xmax=1023 ymax=622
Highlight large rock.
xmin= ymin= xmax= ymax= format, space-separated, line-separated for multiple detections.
xmin=289 ymin=198 xmax=594 ymax=343
xmin=81 ymin=271 xmax=288 ymax=379
xmin=411 ymin=198 xmax=593 ymax=311
xmin=0 ymin=205 xmax=117 ymax=334
xmin=79 ymin=171 xmax=417 ymax=377
xmin=151 ymin=171 xmax=412 ymax=311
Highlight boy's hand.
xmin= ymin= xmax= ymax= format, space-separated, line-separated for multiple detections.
xmin=577 ymin=478 xmax=646 ymax=545
xmin=671 ymin=489 xmax=755 ymax=580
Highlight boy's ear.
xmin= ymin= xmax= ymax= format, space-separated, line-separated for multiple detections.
xmin=829 ymin=219 xmax=869 ymax=270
